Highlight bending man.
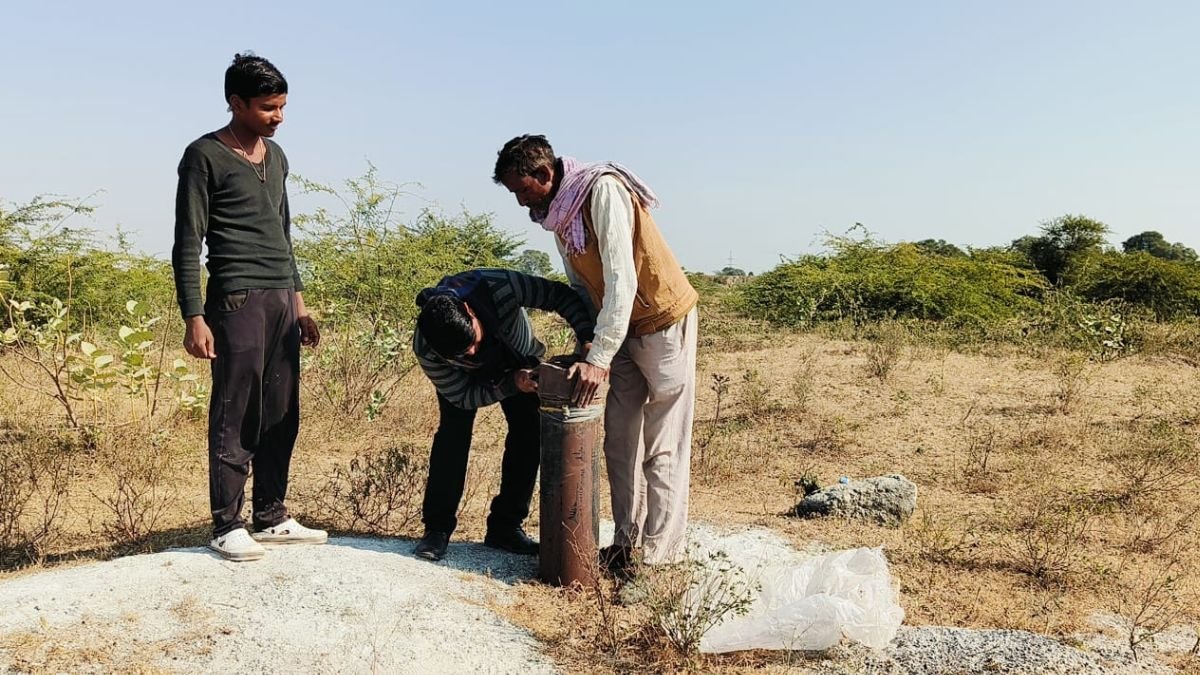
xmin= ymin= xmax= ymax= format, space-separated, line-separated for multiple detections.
xmin=412 ymin=268 xmax=594 ymax=561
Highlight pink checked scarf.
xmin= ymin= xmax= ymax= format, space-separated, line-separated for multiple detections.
xmin=529 ymin=156 xmax=660 ymax=256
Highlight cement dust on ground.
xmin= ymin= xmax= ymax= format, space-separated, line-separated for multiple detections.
xmin=2 ymin=522 xmax=1184 ymax=674
xmin=0 ymin=537 xmax=553 ymax=674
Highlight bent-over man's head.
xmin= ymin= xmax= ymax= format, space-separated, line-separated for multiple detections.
xmin=417 ymin=294 xmax=482 ymax=361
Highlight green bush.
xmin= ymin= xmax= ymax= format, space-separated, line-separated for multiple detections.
xmin=0 ymin=198 xmax=175 ymax=328
xmin=735 ymin=233 xmax=1046 ymax=327
xmin=1012 ymin=214 xmax=1110 ymax=286
xmin=291 ymin=166 xmax=522 ymax=328
xmin=1122 ymin=231 xmax=1197 ymax=262
xmin=1067 ymin=251 xmax=1200 ymax=320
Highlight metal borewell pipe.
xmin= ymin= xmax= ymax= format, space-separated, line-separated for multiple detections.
xmin=536 ymin=360 xmax=602 ymax=587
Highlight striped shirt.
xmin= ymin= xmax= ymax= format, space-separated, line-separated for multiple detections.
xmin=413 ymin=268 xmax=595 ymax=410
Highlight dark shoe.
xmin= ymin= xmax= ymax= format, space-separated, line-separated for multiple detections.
xmin=600 ymin=544 xmax=637 ymax=580
xmin=415 ymin=530 xmax=450 ymax=561
xmin=483 ymin=527 xmax=539 ymax=555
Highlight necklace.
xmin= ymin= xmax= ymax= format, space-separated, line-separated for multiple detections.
xmin=227 ymin=124 xmax=267 ymax=182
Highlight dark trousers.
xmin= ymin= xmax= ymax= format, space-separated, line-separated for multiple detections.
xmin=422 ymin=391 xmax=540 ymax=535
xmin=206 ymin=288 xmax=300 ymax=537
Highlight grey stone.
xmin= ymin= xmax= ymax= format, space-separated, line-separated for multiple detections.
xmin=794 ymin=474 xmax=917 ymax=527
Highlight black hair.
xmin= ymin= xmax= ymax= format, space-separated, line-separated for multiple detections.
xmin=416 ymin=294 xmax=475 ymax=358
xmin=493 ymin=134 xmax=556 ymax=183
xmin=224 ymin=52 xmax=288 ymax=104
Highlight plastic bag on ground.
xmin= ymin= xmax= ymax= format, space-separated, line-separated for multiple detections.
xmin=692 ymin=533 xmax=904 ymax=653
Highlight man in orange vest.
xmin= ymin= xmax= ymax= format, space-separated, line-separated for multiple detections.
xmin=494 ymin=135 xmax=699 ymax=574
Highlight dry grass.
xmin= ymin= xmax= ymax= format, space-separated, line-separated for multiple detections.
xmin=2 ymin=312 xmax=1200 ymax=672
xmin=0 ymin=613 xmax=203 ymax=675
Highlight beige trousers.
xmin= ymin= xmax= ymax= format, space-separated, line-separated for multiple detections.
xmin=604 ymin=307 xmax=697 ymax=564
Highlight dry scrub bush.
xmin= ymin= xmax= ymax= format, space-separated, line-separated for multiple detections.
xmin=0 ymin=432 xmax=72 ymax=567
xmin=313 ymin=444 xmax=425 ymax=534
xmin=1102 ymin=421 xmax=1199 ymax=505
xmin=908 ymin=510 xmax=981 ymax=566
xmin=961 ymin=424 xmax=1000 ymax=494
xmin=1121 ymin=505 xmax=1198 ymax=555
xmin=1052 ymin=353 xmax=1091 ymax=414
xmin=570 ymin=539 xmax=625 ymax=659
xmin=999 ymin=490 xmax=1099 ymax=583
xmin=801 ymin=414 xmax=854 ymax=455
xmin=696 ymin=373 xmax=731 ymax=473
xmin=788 ymin=347 xmax=819 ymax=412
xmin=92 ymin=435 xmax=177 ymax=550
xmin=1132 ymin=319 xmax=1200 ymax=365
xmin=455 ymin=451 xmax=495 ymax=528
xmin=1107 ymin=545 xmax=1193 ymax=661
xmin=863 ymin=321 xmax=907 ymax=381
xmin=302 ymin=321 xmax=415 ymax=421
xmin=738 ymin=367 xmax=771 ymax=418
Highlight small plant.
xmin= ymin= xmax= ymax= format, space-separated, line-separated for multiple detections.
xmin=1076 ymin=311 xmax=1130 ymax=362
xmin=925 ymin=352 xmax=948 ymax=396
xmin=961 ymin=424 xmax=999 ymax=494
xmin=1121 ymin=505 xmax=1197 ymax=554
xmin=788 ymin=347 xmax=819 ymax=412
xmin=863 ymin=321 xmax=906 ymax=381
xmin=640 ymin=549 xmax=759 ymax=655
xmin=113 ymin=301 xmax=162 ymax=399
xmin=315 ymin=444 xmax=426 ymax=534
xmin=1107 ymin=547 xmax=1190 ymax=661
xmin=0 ymin=433 xmax=72 ymax=568
xmin=303 ymin=316 xmax=414 ymax=420
xmin=365 ymin=389 xmax=387 ymax=422
xmin=793 ymin=469 xmax=821 ymax=498
xmin=572 ymin=539 xmax=625 ymax=658
xmin=1052 ymin=352 xmax=1090 ymax=414
xmin=1001 ymin=490 xmax=1098 ymax=583
xmin=908 ymin=510 xmax=979 ymax=565
xmin=1102 ymin=421 xmax=1199 ymax=504
xmin=801 ymin=414 xmax=852 ymax=455
xmin=93 ymin=437 xmax=176 ymax=550
xmin=69 ymin=300 xmax=167 ymax=425
xmin=0 ymin=296 xmax=80 ymax=427
xmin=165 ymin=358 xmax=207 ymax=418
xmin=2 ymin=293 xmax=199 ymax=429
xmin=739 ymin=368 xmax=771 ymax=418
xmin=697 ymin=373 xmax=731 ymax=470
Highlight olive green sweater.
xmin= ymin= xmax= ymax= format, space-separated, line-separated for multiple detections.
xmin=171 ymin=133 xmax=303 ymax=318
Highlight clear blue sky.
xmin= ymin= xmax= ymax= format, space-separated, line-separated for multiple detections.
xmin=2 ymin=1 xmax=1197 ymax=273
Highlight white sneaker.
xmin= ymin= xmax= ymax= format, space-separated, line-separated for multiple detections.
xmin=252 ymin=518 xmax=328 ymax=545
xmin=210 ymin=528 xmax=266 ymax=562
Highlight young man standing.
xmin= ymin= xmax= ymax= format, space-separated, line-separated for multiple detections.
xmin=493 ymin=136 xmax=699 ymax=572
xmin=172 ymin=53 xmax=325 ymax=562
xmin=412 ymin=268 xmax=595 ymax=561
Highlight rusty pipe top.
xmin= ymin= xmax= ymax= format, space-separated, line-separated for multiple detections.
xmin=536 ymin=357 xmax=606 ymax=413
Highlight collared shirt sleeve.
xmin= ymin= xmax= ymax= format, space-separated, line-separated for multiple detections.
xmin=583 ymin=175 xmax=637 ymax=370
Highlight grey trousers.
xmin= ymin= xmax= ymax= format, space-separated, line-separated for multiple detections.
xmin=604 ymin=307 xmax=698 ymax=564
